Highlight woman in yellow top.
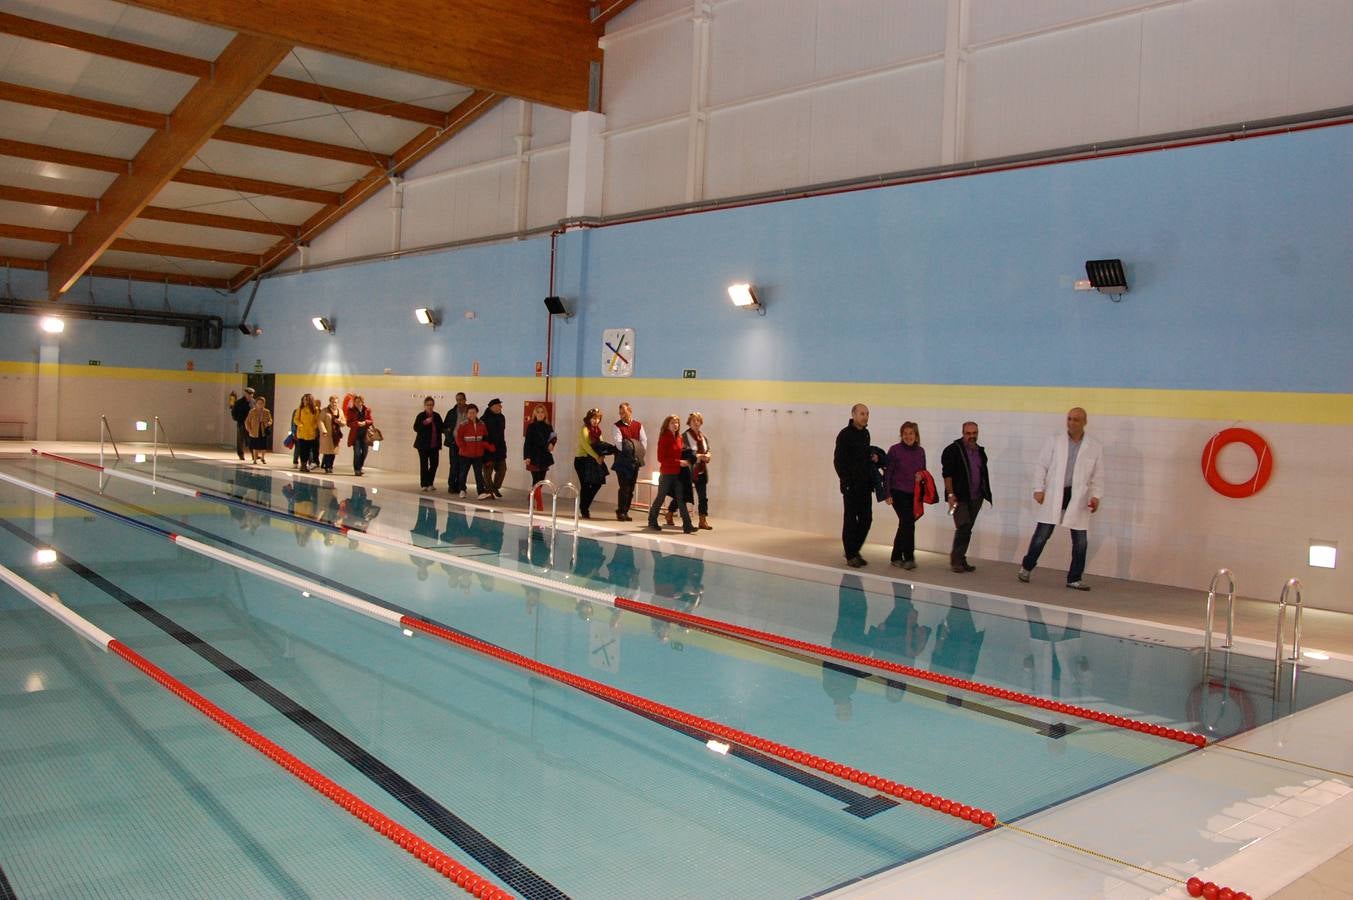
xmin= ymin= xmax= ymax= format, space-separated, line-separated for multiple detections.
xmin=293 ymin=394 xmax=321 ymax=473
xmin=573 ymin=407 xmax=608 ymax=519
xmin=244 ymin=397 xmax=273 ymax=465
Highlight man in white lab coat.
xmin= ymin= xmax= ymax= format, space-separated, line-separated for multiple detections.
xmin=1017 ymin=407 xmax=1104 ymax=590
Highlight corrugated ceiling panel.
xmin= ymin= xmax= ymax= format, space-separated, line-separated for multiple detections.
xmin=192 ymin=139 xmax=369 ymax=190
xmin=120 ymin=218 xmax=278 ymax=254
xmin=608 ymin=0 xmax=689 ymax=32
xmin=0 ymin=100 xmax=151 ymax=158
xmin=0 ymin=235 xmax=55 ymax=259
xmin=0 ymin=34 xmax=194 ymax=112
xmin=271 ymin=47 xmax=467 ymax=112
xmin=149 ymin=182 xmax=321 ymax=226
xmin=93 ymin=249 xmax=241 ymax=279
xmin=0 ymin=155 xmax=114 ymax=196
xmin=406 ymin=100 xmax=514 ymax=174
xmin=228 ymin=91 xmax=437 ymax=154
xmin=6 ymin=0 xmax=234 ymax=61
xmin=968 ymin=0 xmax=1152 ymax=46
xmin=0 ymin=198 xmax=83 ymax=230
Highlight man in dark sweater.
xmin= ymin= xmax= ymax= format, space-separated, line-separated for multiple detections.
xmin=833 ymin=404 xmax=878 ymax=567
xmin=941 ymin=421 xmax=992 ymax=573
xmin=481 ymin=398 xmax=508 ymax=498
xmin=231 ymin=387 xmax=254 ymax=460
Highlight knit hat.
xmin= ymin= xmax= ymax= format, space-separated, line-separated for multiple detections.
xmin=487 ymin=398 xmax=502 ymax=408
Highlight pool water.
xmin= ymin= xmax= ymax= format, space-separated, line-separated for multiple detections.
xmin=0 ymin=455 xmax=1347 ymax=898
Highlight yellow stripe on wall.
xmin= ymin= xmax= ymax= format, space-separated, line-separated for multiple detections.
xmin=0 ymin=360 xmax=242 ymax=385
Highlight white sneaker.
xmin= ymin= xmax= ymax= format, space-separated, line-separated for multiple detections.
xmin=459 ymin=491 xmax=467 ymax=498
xmin=1066 ymin=581 xmax=1091 ymax=591
xmin=478 ymin=492 xmax=494 ymax=500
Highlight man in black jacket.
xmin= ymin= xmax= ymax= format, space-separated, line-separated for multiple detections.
xmin=481 ymin=398 xmax=508 ymax=498
xmin=833 ymin=404 xmax=878 ymax=567
xmin=231 ymin=387 xmax=254 ymax=460
xmin=940 ymin=421 xmax=992 ymax=573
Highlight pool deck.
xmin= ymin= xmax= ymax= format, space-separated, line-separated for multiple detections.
xmin=6 ymin=441 xmax=1352 ymax=899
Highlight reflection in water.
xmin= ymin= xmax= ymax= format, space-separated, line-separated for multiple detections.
xmin=824 ymin=575 xmax=869 ymax=721
xmin=409 ymin=498 xmax=439 ymax=581
xmin=1022 ymin=606 xmax=1088 ymax=699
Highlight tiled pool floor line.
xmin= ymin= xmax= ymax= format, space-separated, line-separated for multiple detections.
xmin=5 ymin=442 xmax=1353 ymax=899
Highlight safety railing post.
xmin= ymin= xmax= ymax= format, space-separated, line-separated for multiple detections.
xmin=1274 ymin=578 xmax=1304 ymax=693
xmin=1202 ymin=568 xmax=1236 ymax=673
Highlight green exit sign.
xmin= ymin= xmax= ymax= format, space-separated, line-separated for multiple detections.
xmin=682 ymin=369 xmax=697 ymax=379
xmin=87 ymin=360 xmax=101 ymax=366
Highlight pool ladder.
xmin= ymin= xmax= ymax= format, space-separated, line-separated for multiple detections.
xmin=527 ymin=479 xmax=581 ymax=567
xmin=1202 ymin=569 xmax=1305 ymax=699
xmin=150 ymin=416 xmax=177 ymax=493
xmin=1273 ymin=578 xmax=1304 ymax=694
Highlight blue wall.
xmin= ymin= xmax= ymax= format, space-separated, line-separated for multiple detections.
xmin=554 ymin=125 xmax=1353 ymax=392
xmin=0 ymin=268 xmax=238 ymax=372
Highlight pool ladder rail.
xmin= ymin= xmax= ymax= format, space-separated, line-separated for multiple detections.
xmin=1201 ymin=569 xmax=1306 ymax=699
xmin=527 ymin=479 xmax=581 ymax=567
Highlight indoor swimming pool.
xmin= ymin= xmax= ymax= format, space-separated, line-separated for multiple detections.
xmin=1 ymin=453 xmax=1349 ymax=898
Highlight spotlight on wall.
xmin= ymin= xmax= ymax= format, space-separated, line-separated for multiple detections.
xmin=1309 ymin=540 xmax=1338 ymax=569
xmin=543 ymin=296 xmax=571 ymax=319
xmin=414 ymin=307 xmax=439 ymax=329
xmin=311 ymin=316 xmax=335 ymax=334
xmin=1085 ymin=259 xmax=1128 ymax=298
xmin=237 ymin=322 xmax=261 ymax=337
xmin=135 ymin=420 xmax=149 ymax=432
xmin=39 ymin=316 xmax=65 ymax=334
xmin=727 ymin=283 xmax=764 ymax=314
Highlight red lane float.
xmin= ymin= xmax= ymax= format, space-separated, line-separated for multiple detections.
xmin=108 ymin=639 xmax=510 ymax=899
xmin=1186 ymin=876 xmax=1250 ymax=900
xmin=399 ymin=615 xmax=996 ymax=829
xmin=1201 ymin=428 xmax=1273 ymax=498
xmin=614 ymin=596 xmax=1208 ymax=748
xmin=32 ymin=448 xmax=103 ymax=471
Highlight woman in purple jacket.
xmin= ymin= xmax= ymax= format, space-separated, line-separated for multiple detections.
xmin=884 ymin=421 xmax=926 ymax=569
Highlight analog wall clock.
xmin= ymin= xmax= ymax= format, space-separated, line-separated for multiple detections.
xmin=601 ymin=327 xmax=634 ymax=377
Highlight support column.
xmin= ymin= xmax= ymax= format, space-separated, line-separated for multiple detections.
xmin=939 ymin=0 xmax=970 ymax=165
xmin=389 ymin=177 xmax=404 ymax=252
xmin=566 ymin=110 xmax=605 ymax=219
xmin=684 ymin=0 xmax=713 ymax=203
xmin=514 ymin=101 xmax=534 ymax=232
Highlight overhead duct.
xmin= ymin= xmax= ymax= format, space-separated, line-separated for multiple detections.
xmin=0 ymin=296 xmax=225 ymax=350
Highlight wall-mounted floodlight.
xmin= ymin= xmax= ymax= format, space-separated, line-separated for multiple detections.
xmin=39 ymin=316 xmax=65 ymax=334
xmin=1085 ymin=259 xmax=1128 ymax=297
xmin=543 ymin=296 xmax=572 ymax=319
xmin=1309 ymin=540 xmax=1337 ymax=569
xmin=135 ymin=420 xmax=149 ymax=432
xmin=727 ymin=283 xmax=764 ymax=314
xmin=414 ymin=307 xmax=439 ymax=329
xmin=311 ymin=316 xmax=335 ymax=334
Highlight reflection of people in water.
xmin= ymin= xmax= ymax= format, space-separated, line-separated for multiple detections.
xmin=604 ymin=542 xmax=639 ymax=594
xmin=571 ymin=535 xmax=607 ymax=584
xmin=870 ymin=583 xmax=932 ymax=702
xmin=650 ymin=549 xmax=705 ymax=612
xmin=823 ymin=574 xmax=871 ymax=721
xmin=409 ymin=498 xmax=439 ymax=581
xmin=439 ymin=507 xmax=474 ymax=591
xmin=339 ymin=486 xmax=380 ymax=530
xmin=1021 ymin=606 xmax=1088 ymax=699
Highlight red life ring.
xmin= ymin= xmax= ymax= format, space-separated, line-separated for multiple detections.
xmin=1201 ymin=428 xmax=1273 ymax=498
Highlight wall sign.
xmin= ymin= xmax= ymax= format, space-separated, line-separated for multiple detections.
xmin=682 ymin=369 xmax=697 ymax=379
xmin=602 ymin=327 xmax=634 ymax=377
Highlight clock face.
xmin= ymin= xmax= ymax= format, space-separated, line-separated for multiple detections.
xmin=601 ymin=327 xmax=635 ymax=377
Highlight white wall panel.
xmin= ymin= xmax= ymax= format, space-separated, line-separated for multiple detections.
xmin=406 ymin=100 xmax=516 ymax=173
xmin=601 ymin=15 xmax=693 ymax=130
xmin=968 ymin=0 xmax=1157 ymax=46
xmin=531 ymin=104 xmax=575 ymax=148
xmin=964 ymin=16 xmax=1144 ymax=160
xmin=602 ymin=121 xmax=690 ymax=213
xmin=805 ymin=60 xmax=945 ymax=184
xmin=704 ymin=93 xmax=812 ymax=198
xmin=401 ymin=162 xmax=517 ymax=248
xmin=812 ymin=0 xmax=947 ymax=79
xmin=527 ymin=147 xmax=569 ymax=230
xmin=609 ymin=0 xmax=692 ymax=30
xmin=707 ymin=0 xmax=819 ymax=106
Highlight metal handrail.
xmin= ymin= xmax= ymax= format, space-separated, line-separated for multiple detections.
xmin=98 ymin=415 xmax=120 ymax=466
xmin=1274 ymin=578 xmax=1304 ymax=690
xmin=153 ymin=417 xmax=177 ymax=460
xmin=527 ymin=480 xmax=581 ymax=569
xmin=527 ymin=479 xmax=555 ymax=532
xmin=1202 ymin=568 xmax=1236 ymax=669
xmin=150 ymin=416 xmax=176 ymax=493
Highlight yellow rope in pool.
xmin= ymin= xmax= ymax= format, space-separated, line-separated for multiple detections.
xmin=997 ymin=821 xmax=1186 ymax=885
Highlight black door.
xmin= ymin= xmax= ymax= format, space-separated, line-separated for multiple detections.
xmin=246 ymin=373 xmax=276 ymax=451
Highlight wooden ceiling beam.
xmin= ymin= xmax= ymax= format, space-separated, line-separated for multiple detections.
xmin=120 ymin=0 xmax=596 ymax=110
xmin=0 ymin=184 xmax=98 ymax=212
xmin=0 ymin=12 xmax=458 ymax=126
xmin=170 ymin=170 xmax=339 ymax=205
xmin=212 ymin=125 xmax=388 ymax=168
xmin=230 ymin=90 xmax=502 ymax=289
xmin=0 ymin=136 xmax=128 ymax=173
xmin=138 ymin=206 xmax=299 ymax=239
xmin=0 ymin=80 xmax=390 ymax=167
xmin=46 ymin=34 xmax=292 ymax=298
xmin=0 ymin=222 xmax=68 ymax=244
xmin=109 ymin=237 xmax=260 ymax=267
xmin=0 ymin=254 xmax=231 ymax=289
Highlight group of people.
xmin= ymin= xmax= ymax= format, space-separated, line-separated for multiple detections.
xmin=414 ymin=393 xmax=510 ymax=499
xmin=229 ymin=388 xmax=376 ymax=474
xmin=834 ymin=405 xmax=1103 ymax=589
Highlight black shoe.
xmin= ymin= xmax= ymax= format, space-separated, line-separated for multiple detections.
xmin=847 ymin=556 xmax=867 ymax=568
xmin=961 ymin=563 xmax=976 ymax=572
xmin=580 ymin=511 xmax=591 ymax=519
xmin=646 ymin=524 xmax=662 ymax=532
xmin=683 ymin=526 xmax=697 ymax=534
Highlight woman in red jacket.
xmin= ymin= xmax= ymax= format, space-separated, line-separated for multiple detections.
xmin=345 ymin=395 xmax=374 ymax=476
xmin=646 ymin=414 xmax=695 ymax=534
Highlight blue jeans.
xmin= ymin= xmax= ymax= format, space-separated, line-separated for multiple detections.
xmin=352 ymin=432 xmax=369 ymax=473
xmin=1022 ymin=522 xmax=1088 ymax=583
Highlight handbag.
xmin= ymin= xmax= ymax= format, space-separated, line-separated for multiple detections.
xmin=282 ymin=432 xmax=296 ymax=449
xmin=366 ymin=425 xmax=384 ymax=444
